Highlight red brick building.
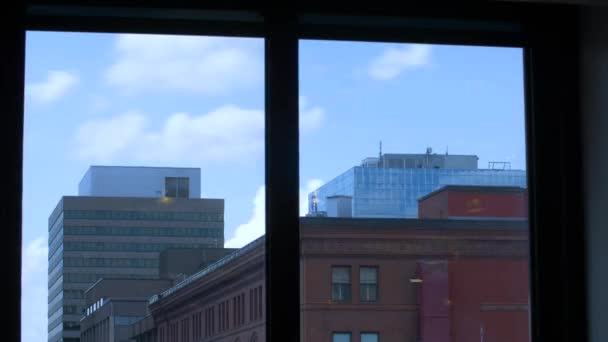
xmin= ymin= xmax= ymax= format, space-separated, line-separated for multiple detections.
xmin=418 ymin=185 xmax=528 ymax=219
xmin=127 ymin=185 xmax=531 ymax=342
xmin=139 ymin=216 xmax=528 ymax=342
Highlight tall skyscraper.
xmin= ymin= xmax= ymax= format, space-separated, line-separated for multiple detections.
xmin=48 ymin=166 xmax=224 ymax=342
xmin=308 ymin=150 xmax=527 ymax=218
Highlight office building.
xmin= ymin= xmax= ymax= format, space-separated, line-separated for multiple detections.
xmin=308 ymin=149 xmax=527 ymax=218
xmin=48 ymin=166 xmax=224 ymax=342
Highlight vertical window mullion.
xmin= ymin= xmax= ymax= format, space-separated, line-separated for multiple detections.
xmin=264 ymin=9 xmax=299 ymax=342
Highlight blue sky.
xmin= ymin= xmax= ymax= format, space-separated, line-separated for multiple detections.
xmin=21 ymin=32 xmax=525 ymax=342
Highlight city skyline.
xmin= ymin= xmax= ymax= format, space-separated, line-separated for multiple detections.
xmin=23 ymin=32 xmax=525 ymax=342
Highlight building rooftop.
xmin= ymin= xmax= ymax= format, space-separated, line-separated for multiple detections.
xmin=150 ymin=216 xmax=527 ymax=305
xmin=417 ymin=185 xmax=527 ymax=202
xmin=78 ymin=165 xmax=202 ymax=198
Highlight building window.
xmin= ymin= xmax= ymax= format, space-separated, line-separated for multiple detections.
xmin=360 ymin=267 xmax=378 ymax=302
xmin=165 ymin=177 xmax=189 ymax=198
xmin=332 ymin=266 xmax=352 ymax=302
xmin=333 ymin=332 xmax=351 ymax=342
xmin=361 ymin=332 xmax=379 ymax=342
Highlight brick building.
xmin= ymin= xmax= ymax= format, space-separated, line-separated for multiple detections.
xmin=418 ymin=185 xmax=528 ymax=219
xmin=136 ymin=215 xmax=528 ymax=342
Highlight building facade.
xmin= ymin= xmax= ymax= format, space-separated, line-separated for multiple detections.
xmin=418 ymin=185 xmax=528 ymax=219
xmin=309 ymin=151 xmax=526 ymax=218
xmin=48 ymin=167 xmax=224 ymax=342
xmin=140 ymin=216 xmax=528 ymax=342
xmin=80 ymin=279 xmax=173 ymax=342
xmin=143 ymin=237 xmax=266 ymax=342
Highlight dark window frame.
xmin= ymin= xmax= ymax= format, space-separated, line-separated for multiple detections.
xmin=359 ymin=266 xmax=379 ymax=303
xmin=3 ymin=3 xmax=585 ymax=342
xmin=331 ymin=265 xmax=352 ymax=303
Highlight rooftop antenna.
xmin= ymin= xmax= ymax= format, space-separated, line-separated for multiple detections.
xmin=379 ymin=140 xmax=383 ymax=158
xmin=446 ymin=146 xmax=449 ymax=156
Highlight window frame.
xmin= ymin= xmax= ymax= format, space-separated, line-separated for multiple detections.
xmin=359 ymin=266 xmax=379 ymax=303
xmin=332 ymin=331 xmax=352 ymax=342
xmin=331 ymin=265 xmax=352 ymax=303
xmin=3 ymin=3 xmax=586 ymax=342
xmin=360 ymin=331 xmax=379 ymax=342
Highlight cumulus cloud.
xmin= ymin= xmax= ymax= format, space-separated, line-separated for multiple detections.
xmin=105 ymin=34 xmax=262 ymax=95
xmin=225 ymin=186 xmax=265 ymax=248
xmin=74 ymin=97 xmax=326 ymax=163
xmin=74 ymin=105 xmax=264 ymax=163
xmin=26 ymin=70 xmax=78 ymax=103
xmin=224 ymin=178 xmax=324 ymax=248
xmin=368 ymin=44 xmax=431 ymax=80
xmin=300 ymin=96 xmax=325 ymax=133
xmin=21 ymin=237 xmax=48 ymax=342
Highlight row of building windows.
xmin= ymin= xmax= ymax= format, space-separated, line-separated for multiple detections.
xmin=204 ymin=307 xmax=215 ymax=338
xmin=64 ymin=305 xmax=85 ymax=315
xmin=250 ymin=286 xmax=263 ymax=321
xmin=81 ymin=317 xmax=110 ymax=342
xmin=64 ymin=289 xmax=84 ymax=299
xmin=63 ymin=272 xmax=157 ymax=284
xmin=334 ymin=332 xmax=379 ymax=342
xmin=63 ymin=241 xmax=214 ymax=253
xmin=233 ymin=292 xmax=246 ymax=328
xmin=192 ymin=312 xmax=202 ymax=341
xmin=63 ymin=257 xmax=159 ymax=268
xmin=49 ymin=228 xmax=63 ymax=253
xmin=219 ymin=300 xmax=230 ymax=333
xmin=86 ymin=298 xmax=105 ymax=317
xmin=180 ymin=317 xmax=191 ymax=342
xmin=332 ymin=266 xmax=378 ymax=303
xmin=64 ymin=210 xmax=223 ymax=223
xmin=163 ymin=286 xmax=263 ymax=342
xmin=63 ymin=225 xmax=223 ymax=238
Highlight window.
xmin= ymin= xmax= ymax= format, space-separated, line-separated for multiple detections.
xmin=331 ymin=266 xmax=352 ymax=302
xmin=361 ymin=332 xmax=379 ymax=342
xmin=333 ymin=332 xmax=351 ymax=342
xmin=360 ymin=267 xmax=378 ymax=302
xmin=165 ymin=177 xmax=190 ymax=198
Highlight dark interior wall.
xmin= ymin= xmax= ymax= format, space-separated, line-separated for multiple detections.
xmin=581 ymin=6 xmax=608 ymax=342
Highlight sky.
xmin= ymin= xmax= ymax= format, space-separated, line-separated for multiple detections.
xmin=21 ymin=32 xmax=525 ymax=342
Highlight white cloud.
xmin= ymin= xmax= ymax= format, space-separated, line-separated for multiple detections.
xmin=300 ymin=179 xmax=324 ymax=216
xmin=225 ymin=185 xmax=265 ymax=248
xmin=105 ymin=34 xmax=262 ymax=95
xmin=300 ymin=96 xmax=325 ymax=133
xmin=26 ymin=70 xmax=78 ymax=103
xmin=75 ymin=111 xmax=147 ymax=163
xmin=224 ymin=178 xmax=324 ymax=248
xmin=74 ymin=98 xmax=325 ymax=163
xmin=21 ymin=237 xmax=48 ymax=342
xmin=368 ymin=44 xmax=431 ymax=80
xmin=74 ymin=105 xmax=264 ymax=163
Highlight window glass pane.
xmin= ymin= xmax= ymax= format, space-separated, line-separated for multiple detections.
xmin=332 ymin=267 xmax=351 ymax=283
xmin=23 ymin=32 xmax=265 ymax=342
xmin=333 ymin=333 xmax=351 ymax=342
xmin=360 ymin=267 xmax=377 ymax=283
xmin=300 ymin=40 xmax=529 ymax=342
xmin=165 ymin=177 xmax=178 ymax=197
xmin=178 ymin=177 xmax=190 ymax=198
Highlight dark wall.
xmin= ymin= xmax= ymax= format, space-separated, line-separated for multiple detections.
xmin=580 ymin=6 xmax=608 ymax=342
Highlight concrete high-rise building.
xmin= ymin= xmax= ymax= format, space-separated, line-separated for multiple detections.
xmin=48 ymin=166 xmax=224 ymax=342
xmin=308 ymin=149 xmax=527 ymax=218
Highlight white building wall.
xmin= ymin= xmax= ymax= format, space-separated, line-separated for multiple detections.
xmin=78 ymin=166 xmax=201 ymax=198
